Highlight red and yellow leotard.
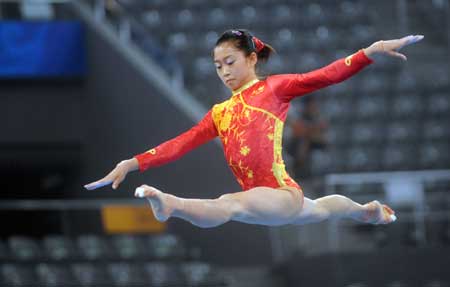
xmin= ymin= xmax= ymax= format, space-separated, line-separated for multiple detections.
xmin=134 ymin=50 xmax=373 ymax=191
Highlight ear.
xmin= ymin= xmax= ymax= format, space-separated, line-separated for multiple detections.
xmin=247 ymin=52 xmax=258 ymax=67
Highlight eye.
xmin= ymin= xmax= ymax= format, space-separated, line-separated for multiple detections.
xmin=215 ymin=65 xmax=221 ymax=70
xmin=226 ymin=60 xmax=234 ymax=65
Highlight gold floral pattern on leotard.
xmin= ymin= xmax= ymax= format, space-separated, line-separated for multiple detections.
xmin=240 ymin=146 xmax=250 ymax=156
xmin=146 ymin=148 xmax=156 ymax=155
xmin=252 ymin=85 xmax=265 ymax=96
xmin=211 ymin=80 xmax=293 ymax=189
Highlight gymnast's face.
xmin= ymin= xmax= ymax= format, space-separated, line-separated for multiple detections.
xmin=213 ymin=41 xmax=258 ymax=91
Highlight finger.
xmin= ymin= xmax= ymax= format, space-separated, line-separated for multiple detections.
xmin=84 ymin=180 xmax=101 ymax=190
xmin=112 ymin=176 xmax=124 ymax=190
xmin=395 ymin=35 xmax=424 ymax=50
xmin=403 ymin=34 xmax=424 ymax=46
xmin=84 ymin=180 xmax=113 ymax=190
xmin=84 ymin=182 xmax=98 ymax=190
xmin=112 ymin=178 xmax=125 ymax=189
xmin=387 ymin=50 xmax=407 ymax=61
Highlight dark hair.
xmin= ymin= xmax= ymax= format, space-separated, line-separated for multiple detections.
xmin=214 ymin=29 xmax=275 ymax=64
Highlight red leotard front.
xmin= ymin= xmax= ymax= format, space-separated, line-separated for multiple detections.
xmin=134 ymin=50 xmax=373 ymax=191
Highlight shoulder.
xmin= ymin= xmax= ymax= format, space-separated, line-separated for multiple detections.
xmin=264 ymin=74 xmax=301 ymax=92
xmin=266 ymin=74 xmax=300 ymax=85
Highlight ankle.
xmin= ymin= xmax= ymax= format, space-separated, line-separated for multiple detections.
xmin=348 ymin=203 xmax=370 ymax=222
xmin=360 ymin=202 xmax=378 ymax=222
xmin=171 ymin=196 xmax=185 ymax=218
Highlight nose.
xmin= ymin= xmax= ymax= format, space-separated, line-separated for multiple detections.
xmin=222 ymin=66 xmax=231 ymax=77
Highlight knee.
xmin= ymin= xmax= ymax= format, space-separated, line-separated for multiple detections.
xmin=312 ymin=199 xmax=331 ymax=220
xmin=283 ymin=189 xmax=304 ymax=218
xmin=218 ymin=193 xmax=233 ymax=201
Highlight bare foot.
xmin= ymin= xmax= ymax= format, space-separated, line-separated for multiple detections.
xmin=135 ymin=185 xmax=179 ymax=222
xmin=363 ymin=200 xmax=397 ymax=224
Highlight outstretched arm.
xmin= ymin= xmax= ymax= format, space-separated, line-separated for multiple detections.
xmin=274 ymin=35 xmax=424 ymax=103
xmin=84 ymin=110 xmax=218 ymax=190
xmin=134 ymin=110 xmax=218 ymax=171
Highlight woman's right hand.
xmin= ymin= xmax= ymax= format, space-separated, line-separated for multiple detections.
xmin=363 ymin=35 xmax=424 ymax=61
xmin=84 ymin=158 xmax=139 ymax=190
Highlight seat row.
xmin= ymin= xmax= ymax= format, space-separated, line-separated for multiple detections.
xmin=0 ymin=233 xmax=186 ymax=261
xmin=1 ymin=261 xmax=226 ymax=287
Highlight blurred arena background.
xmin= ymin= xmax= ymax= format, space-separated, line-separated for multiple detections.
xmin=0 ymin=0 xmax=449 ymax=286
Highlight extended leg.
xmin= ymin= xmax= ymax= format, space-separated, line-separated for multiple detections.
xmin=135 ymin=185 xmax=304 ymax=228
xmin=292 ymin=195 xmax=396 ymax=225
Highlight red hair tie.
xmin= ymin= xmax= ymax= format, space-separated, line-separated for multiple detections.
xmin=252 ymin=36 xmax=265 ymax=52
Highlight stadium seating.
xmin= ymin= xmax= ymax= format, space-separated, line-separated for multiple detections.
xmin=0 ymin=233 xmax=227 ymax=287
xmin=107 ymin=0 xmax=449 ymax=176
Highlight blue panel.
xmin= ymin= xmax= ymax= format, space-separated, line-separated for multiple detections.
xmin=0 ymin=21 xmax=86 ymax=78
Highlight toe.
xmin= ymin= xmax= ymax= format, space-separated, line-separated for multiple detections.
xmin=383 ymin=204 xmax=395 ymax=214
xmin=390 ymin=214 xmax=397 ymax=222
xmin=135 ymin=187 xmax=146 ymax=198
xmin=135 ymin=186 xmax=156 ymax=198
xmin=382 ymin=205 xmax=396 ymax=224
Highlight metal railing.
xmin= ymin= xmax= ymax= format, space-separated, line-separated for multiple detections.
xmin=0 ymin=198 xmax=148 ymax=235
xmin=87 ymin=0 xmax=184 ymax=88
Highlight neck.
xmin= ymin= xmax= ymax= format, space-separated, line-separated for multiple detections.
xmin=232 ymin=76 xmax=259 ymax=94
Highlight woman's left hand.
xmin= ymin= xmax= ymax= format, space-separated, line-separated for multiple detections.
xmin=363 ymin=35 xmax=424 ymax=61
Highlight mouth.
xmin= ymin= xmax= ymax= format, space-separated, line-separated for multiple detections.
xmin=225 ymin=79 xmax=234 ymax=84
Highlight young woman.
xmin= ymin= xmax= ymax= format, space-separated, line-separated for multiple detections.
xmin=85 ymin=30 xmax=423 ymax=228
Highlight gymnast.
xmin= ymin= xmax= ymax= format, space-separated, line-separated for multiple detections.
xmin=85 ymin=29 xmax=423 ymax=228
